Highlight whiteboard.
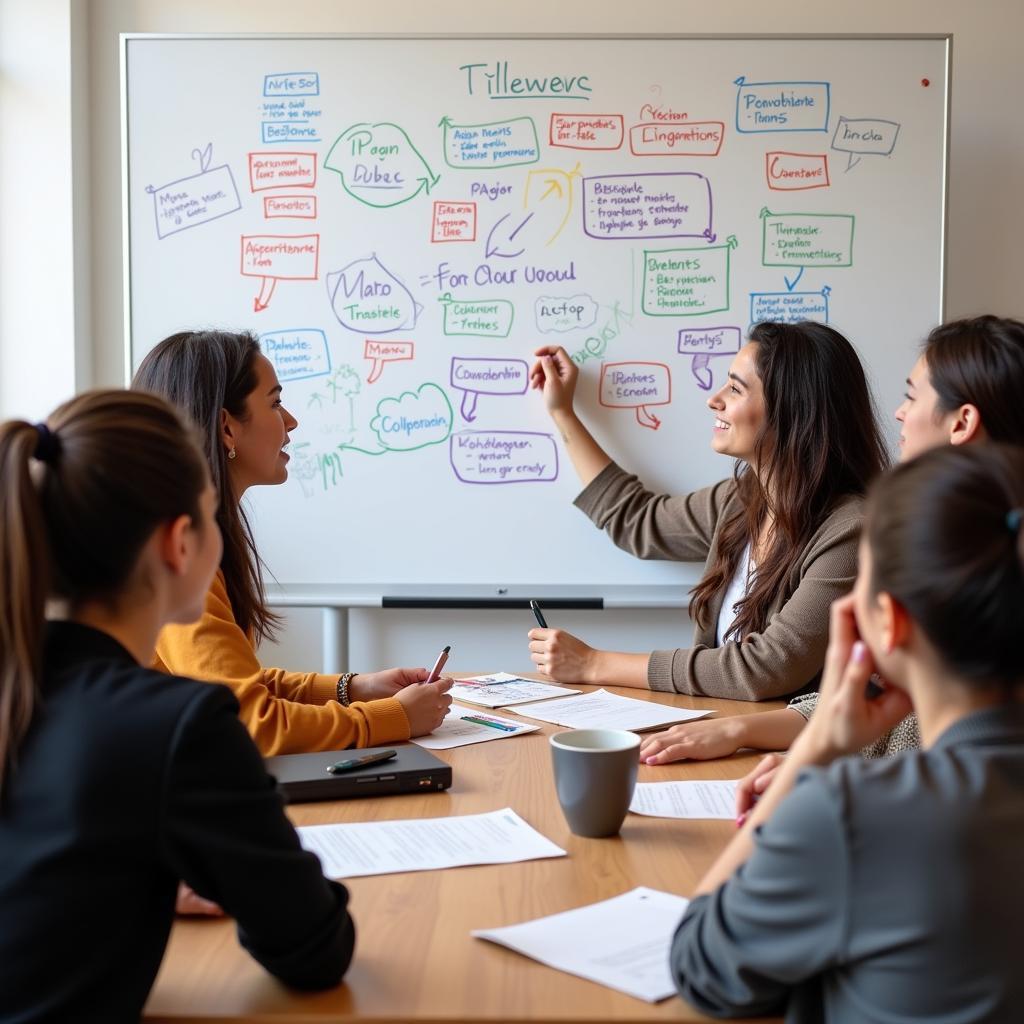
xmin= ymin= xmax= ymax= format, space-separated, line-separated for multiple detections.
xmin=123 ymin=34 xmax=949 ymax=591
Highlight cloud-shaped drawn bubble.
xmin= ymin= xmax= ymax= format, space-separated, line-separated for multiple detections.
xmin=369 ymin=382 xmax=453 ymax=452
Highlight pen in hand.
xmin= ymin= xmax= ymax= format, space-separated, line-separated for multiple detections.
xmin=530 ymin=599 xmax=548 ymax=629
xmin=424 ymin=645 xmax=451 ymax=684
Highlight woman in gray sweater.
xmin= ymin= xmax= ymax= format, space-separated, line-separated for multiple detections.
xmin=527 ymin=320 xmax=887 ymax=701
xmin=672 ymin=443 xmax=1024 ymax=1023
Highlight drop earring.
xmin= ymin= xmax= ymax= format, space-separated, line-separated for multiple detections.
xmin=228 ymin=447 xmax=237 ymax=460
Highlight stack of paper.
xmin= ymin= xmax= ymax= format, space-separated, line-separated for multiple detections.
xmin=298 ymin=808 xmax=565 ymax=879
xmin=450 ymin=672 xmax=581 ymax=708
xmin=512 ymin=689 xmax=713 ymax=732
xmin=629 ymin=780 xmax=739 ymax=820
xmin=412 ymin=704 xmax=539 ymax=749
xmin=473 ymin=887 xmax=689 ymax=1002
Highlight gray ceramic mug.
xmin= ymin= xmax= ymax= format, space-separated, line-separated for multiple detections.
xmin=550 ymin=729 xmax=640 ymax=837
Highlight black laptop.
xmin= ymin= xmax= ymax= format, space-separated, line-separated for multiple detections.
xmin=265 ymin=744 xmax=452 ymax=802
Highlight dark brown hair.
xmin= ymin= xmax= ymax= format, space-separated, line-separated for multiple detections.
xmin=924 ymin=315 xmax=1024 ymax=444
xmin=132 ymin=330 xmax=280 ymax=643
xmin=866 ymin=444 xmax=1024 ymax=689
xmin=0 ymin=390 xmax=207 ymax=794
xmin=690 ymin=321 xmax=889 ymax=636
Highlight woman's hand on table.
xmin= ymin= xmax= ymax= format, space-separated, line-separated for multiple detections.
xmin=349 ymin=666 xmax=432 ymax=702
xmin=638 ymin=717 xmax=749 ymax=764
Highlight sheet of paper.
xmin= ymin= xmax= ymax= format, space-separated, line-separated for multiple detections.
xmin=511 ymin=689 xmax=712 ymax=732
xmin=411 ymin=704 xmax=539 ymax=749
xmin=630 ymin=780 xmax=739 ymax=820
xmin=298 ymin=808 xmax=565 ymax=879
xmin=450 ymin=673 xmax=582 ymax=708
xmin=473 ymin=886 xmax=689 ymax=1003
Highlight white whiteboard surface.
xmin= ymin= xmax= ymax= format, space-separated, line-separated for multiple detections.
xmin=124 ymin=35 xmax=948 ymax=591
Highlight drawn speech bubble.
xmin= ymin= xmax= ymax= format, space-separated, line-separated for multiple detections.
xmin=449 ymin=357 xmax=528 ymax=421
xmin=599 ymin=361 xmax=672 ymax=430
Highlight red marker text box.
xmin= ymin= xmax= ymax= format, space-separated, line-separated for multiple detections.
xmin=432 ymin=201 xmax=478 ymax=243
xmin=629 ymin=122 xmax=724 ymax=157
xmin=765 ymin=152 xmax=830 ymax=191
xmin=263 ymin=194 xmax=318 ymax=219
xmin=549 ymin=114 xmax=624 ymax=151
xmin=248 ymin=152 xmax=317 ymax=192
xmin=240 ymin=235 xmax=319 ymax=280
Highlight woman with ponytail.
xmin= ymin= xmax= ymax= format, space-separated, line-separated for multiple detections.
xmin=671 ymin=443 xmax=1024 ymax=1021
xmin=0 ymin=391 xmax=354 ymax=1023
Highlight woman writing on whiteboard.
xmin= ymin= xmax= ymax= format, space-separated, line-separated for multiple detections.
xmin=0 ymin=391 xmax=353 ymax=1020
xmin=527 ymin=320 xmax=888 ymax=702
xmin=642 ymin=314 xmax=1024 ymax=773
xmin=134 ymin=330 xmax=452 ymax=757
xmin=670 ymin=443 xmax=1024 ymax=1021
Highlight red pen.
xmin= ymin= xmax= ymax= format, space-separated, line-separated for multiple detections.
xmin=424 ymin=645 xmax=451 ymax=684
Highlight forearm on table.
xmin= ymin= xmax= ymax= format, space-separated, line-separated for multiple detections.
xmin=551 ymin=410 xmax=611 ymax=487
xmin=587 ymin=650 xmax=651 ymax=688
xmin=727 ymin=707 xmax=807 ymax=752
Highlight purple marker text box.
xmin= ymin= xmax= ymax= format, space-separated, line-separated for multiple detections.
xmin=450 ymin=431 xmax=558 ymax=485
xmin=450 ymin=358 xmax=529 ymax=396
xmin=677 ymin=326 xmax=742 ymax=356
xmin=582 ymin=172 xmax=713 ymax=241
xmin=149 ymin=164 xmax=241 ymax=239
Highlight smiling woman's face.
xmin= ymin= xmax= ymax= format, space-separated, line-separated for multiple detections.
xmin=706 ymin=342 xmax=767 ymax=465
xmin=222 ymin=354 xmax=298 ymax=493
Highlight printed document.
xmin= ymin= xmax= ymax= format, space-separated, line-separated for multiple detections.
xmin=630 ymin=780 xmax=739 ymax=819
xmin=450 ymin=672 xmax=582 ymax=707
xmin=298 ymin=807 xmax=565 ymax=879
xmin=473 ymin=887 xmax=689 ymax=1002
xmin=512 ymin=689 xmax=712 ymax=732
xmin=412 ymin=704 xmax=539 ymax=749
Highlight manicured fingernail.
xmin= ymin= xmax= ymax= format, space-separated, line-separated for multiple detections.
xmin=852 ymin=641 xmax=866 ymax=664
xmin=735 ymin=813 xmax=747 ymax=829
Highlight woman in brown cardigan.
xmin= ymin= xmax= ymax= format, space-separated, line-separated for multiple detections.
xmin=527 ymin=320 xmax=888 ymax=706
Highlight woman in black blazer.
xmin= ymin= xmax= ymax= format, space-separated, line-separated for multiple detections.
xmin=0 ymin=390 xmax=354 ymax=1023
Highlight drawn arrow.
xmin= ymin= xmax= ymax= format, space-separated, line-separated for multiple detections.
xmin=253 ymin=277 xmax=277 ymax=313
xmin=690 ymin=354 xmax=714 ymax=391
xmin=703 ymin=227 xmax=718 ymax=243
xmin=635 ymin=407 xmax=662 ymax=430
xmin=725 ymin=234 xmax=739 ymax=250
xmin=417 ymin=171 xmax=441 ymax=195
xmin=460 ymin=391 xmax=480 ymax=422
xmin=784 ymin=267 xmax=805 ymax=291
xmin=759 ymin=207 xmax=772 ymax=219
xmin=485 ymin=211 xmax=535 ymax=259
xmin=437 ymin=115 xmax=454 ymax=129
xmin=191 ymin=142 xmax=213 ymax=172
xmin=540 ymin=178 xmax=564 ymax=201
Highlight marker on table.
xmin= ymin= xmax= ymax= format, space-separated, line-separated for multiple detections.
xmin=424 ymin=645 xmax=451 ymax=684
xmin=529 ymin=599 xmax=548 ymax=629
xmin=462 ymin=715 xmax=518 ymax=733
xmin=326 ymin=749 xmax=398 ymax=774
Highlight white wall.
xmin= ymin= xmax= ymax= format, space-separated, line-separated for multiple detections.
xmin=5 ymin=0 xmax=1023 ymax=672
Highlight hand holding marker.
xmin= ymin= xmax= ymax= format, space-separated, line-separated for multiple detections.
xmin=424 ymin=645 xmax=451 ymax=684
xmin=530 ymin=600 xmax=548 ymax=629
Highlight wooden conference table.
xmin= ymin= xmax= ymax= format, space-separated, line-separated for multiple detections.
xmin=145 ymin=682 xmax=786 ymax=1024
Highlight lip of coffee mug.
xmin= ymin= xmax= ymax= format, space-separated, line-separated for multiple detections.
xmin=549 ymin=729 xmax=640 ymax=753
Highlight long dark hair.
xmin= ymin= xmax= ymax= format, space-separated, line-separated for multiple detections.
xmin=866 ymin=444 xmax=1024 ymax=690
xmin=0 ymin=390 xmax=207 ymax=795
xmin=690 ymin=321 xmax=889 ymax=635
xmin=133 ymin=330 xmax=280 ymax=644
xmin=924 ymin=315 xmax=1024 ymax=443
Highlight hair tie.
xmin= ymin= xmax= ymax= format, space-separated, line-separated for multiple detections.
xmin=32 ymin=423 xmax=62 ymax=464
xmin=1007 ymin=508 xmax=1023 ymax=534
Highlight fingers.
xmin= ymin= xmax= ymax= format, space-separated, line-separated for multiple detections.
xmin=528 ymin=627 xmax=552 ymax=641
xmin=642 ymin=744 xmax=691 ymax=765
xmin=432 ymin=676 xmax=454 ymax=694
xmin=735 ymin=753 xmax=783 ymax=816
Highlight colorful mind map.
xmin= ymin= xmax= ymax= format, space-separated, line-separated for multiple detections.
xmin=127 ymin=34 xmax=946 ymax=590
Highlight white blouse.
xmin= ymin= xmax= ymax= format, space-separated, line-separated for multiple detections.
xmin=716 ymin=543 xmax=753 ymax=646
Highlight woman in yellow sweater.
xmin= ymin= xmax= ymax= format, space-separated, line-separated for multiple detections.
xmin=134 ymin=330 xmax=452 ymax=756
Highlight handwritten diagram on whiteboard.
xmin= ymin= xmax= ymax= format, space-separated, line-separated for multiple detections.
xmin=125 ymin=36 xmax=948 ymax=588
